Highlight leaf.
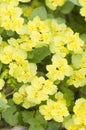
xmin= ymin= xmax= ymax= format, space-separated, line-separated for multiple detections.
xmin=2 ymin=99 xmax=20 ymax=126
xmin=80 ymin=34 xmax=86 ymax=43
xmin=61 ymin=1 xmax=74 ymax=14
xmin=60 ymin=86 xmax=74 ymax=107
xmin=22 ymin=111 xmax=47 ymax=129
xmin=0 ymin=27 xmax=4 ymax=35
xmin=72 ymin=54 xmax=82 ymax=69
xmin=30 ymin=6 xmax=47 ymax=20
xmin=6 ymin=30 xmax=15 ymax=37
xmin=0 ymin=63 xmax=2 ymax=73
xmin=22 ymin=111 xmax=34 ymax=124
xmin=57 ymin=17 xmax=66 ymax=24
xmin=29 ymin=124 xmax=44 ymax=130
xmin=69 ymin=0 xmax=80 ymax=6
xmin=0 ymin=99 xmax=9 ymax=112
xmin=47 ymin=121 xmax=59 ymax=130
xmin=28 ymin=46 xmax=51 ymax=63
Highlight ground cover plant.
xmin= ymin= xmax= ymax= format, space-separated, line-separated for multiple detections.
xmin=0 ymin=0 xmax=86 ymax=130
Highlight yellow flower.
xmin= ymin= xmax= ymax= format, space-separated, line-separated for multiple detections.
xmin=67 ymin=68 xmax=86 ymax=88
xmin=80 ymin=51 xmax=86 ymax=68
xmin=0 ymin=45 xmax=14 ymax=64
xmin=0 ymin=79 xmax=5 ymax=90
xmin=67 ymin=33 xmax=84 ymax=54
xmin=13 ymin=76 xmax=57 ymax=108
xmin=79 ymin=0 xmax=86 ymax=20
xmin=46 ymin=55 xmax=73 ymax=81
xmin=19 ymin=0 xmax=31 ymax=2
xmin=39 ymin=92 xmax=69 ymax=122
xmin=80 ymin=7 xmax=86 ymax=20
xmin=25 ymin=76 xmax=57 ymax=106
xmin=45 ymin=0 xmax=65 ymax=10
xmin=79 ymin=0 xmax=86 ymax=6
xmin=13 ymin=92 xmax=24 ymax=104
xmin=28 ymin=16 xmax=51 ymax=47
xmin=0 ymin=3 xmax=24 ymax=32
xmin=64 ymin=115 xmax=86 ymax=130
xmin=9 ymin=60 xmax=37 ymax=83
xmin=18 ymin=35 xmax=33 ymax=51
xmin=73 ymin=98 xmax=86 ymax=125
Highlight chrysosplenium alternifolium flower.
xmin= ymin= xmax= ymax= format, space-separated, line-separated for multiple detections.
xmin=9 ymin=60 xmax=37 ymax=83
xmin=28 ymin=16 xmax=52 ymax=47
xmin=13 ymin=76 xmax=57 ymax=108
xmin=79 ymin=0 xmax=86 ymax=20
xmin=0 ymin=79 xmax=5 ymax=90
xmin=39 ymin=92 xmax=69 ymax=122
xmin=45 ymin=0 xmax=66 ymax=10
xmin=46 ymin=54 xmax=73 ymax=81
xmin=73 ymin=98 xmax=86 ymax=125
xmin=0 ymin=1 xmax=86 ymax=128
xmin=0 ymin=3 xmax=24 ymax=32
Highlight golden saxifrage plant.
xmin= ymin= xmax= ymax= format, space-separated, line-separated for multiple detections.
xmin=0 ymin=0 xmax=86 ymax=130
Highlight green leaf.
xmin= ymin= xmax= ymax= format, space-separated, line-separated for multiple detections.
xmin=22 ymin=111 xmax=34 ymax=124
xmin=47 ymin=121 xmax=59 ymax=130
xmin=80 ymin=33 xmax=86 ymax=43
xmin=61 ymin=1 xmax=74 ymax=14
xmin=0 ymin=63 xmax=2 ymax=73
xmin=2 ymin=99 xmax=20 ymax=126
xmin=72 ymin=54 xmax=82 ymax=69
xmin=6 ymin=30 xmax=15 ymax=37
xmin=0 ymin=99 xmax=9 ymax=112
xmin=0 ymin=27 xmax=4 ymax=35
xmin=60 ymin=86 xmax=74 ymax=107
xmin=22 ymin=111 xmax=47 ymax=129
xmin=30 ymin=6 xmax=47 ymax=20
xmin=69 ymin=0 xmax=80 ymax=6
xmin=29 ymin=124 xmax=44 ymax=130
xmin=28 ymin=46 xmax=51 ymax=63
xmin=57 ymin=17 xmax=66 ymax=24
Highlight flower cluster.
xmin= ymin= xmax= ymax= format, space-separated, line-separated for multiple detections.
xmin=73 ymin=98 xmax=86 ymax=125
xmin=64 ymin=116 xmax=86 ymax=130
xmin=9 ymin=60 xmax=37 ymax=83
xmin=0 ymin=37 xmax=37 ymax=83
xmin=45 ymin=0 xmax=66 ymax=10
xmin=0 ymin=79 xmax=5 ymax=90
xmin=0 ymin=0 xmax=86 ymax=129
xmin=28 ymin=16 xmax=52 ymax=47
xmin=39 ymin=92 xmax=69 ymax=122
xmin=13 ymin=76 xmax=57 ymax=108
xmin=0 ymin=3 xmax=24 ymax=32
xmin=46 ymin=54 xmax=73 ymax=81
xmin=79 ymin=0 xmax=86 ymax=20
xmin=64 ymin=98 xmax=86 ymax=130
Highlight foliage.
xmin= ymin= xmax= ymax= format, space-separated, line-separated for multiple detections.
xmin=0 ymin=0 xmax=86 ymax=130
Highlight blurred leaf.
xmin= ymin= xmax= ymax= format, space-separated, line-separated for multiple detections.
xmin=80 ymin=33 xmax=86 ymax=43
xmin=29 ymin=124 xmax=44 ymax=130
xmin=69 ymin=0 xmax=80 ymax=6
xmin=47 ymin=121 xmax=59 ymax=130
xmin=0 ymin=27 xmax=4 ymax=35
xmin=6 ymin=30 xmax=15 ymax=37
xmin=30 ymin=6 xmax=47 ymax=20
xmin=72 ymin=54 xmax=82 ymax=69
xmin=60 ymin=86 xmax=74 ymax=107
xmin=57 ymin=17 xmax=66 ymax=24
xmin=61 ymin=1 xmax=74 ymax=14
xmin=0 ymin=99 xmax=9 ymax=112
xmin=22 ymin=111 xmax=47 ymax=130
xmin=28 ymin=46 xmax=51 ymax=63
xmin=0 ymin=63 xmax=2 ymax=73
xmin=2 ymin=99 xmax=19 ymax=126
